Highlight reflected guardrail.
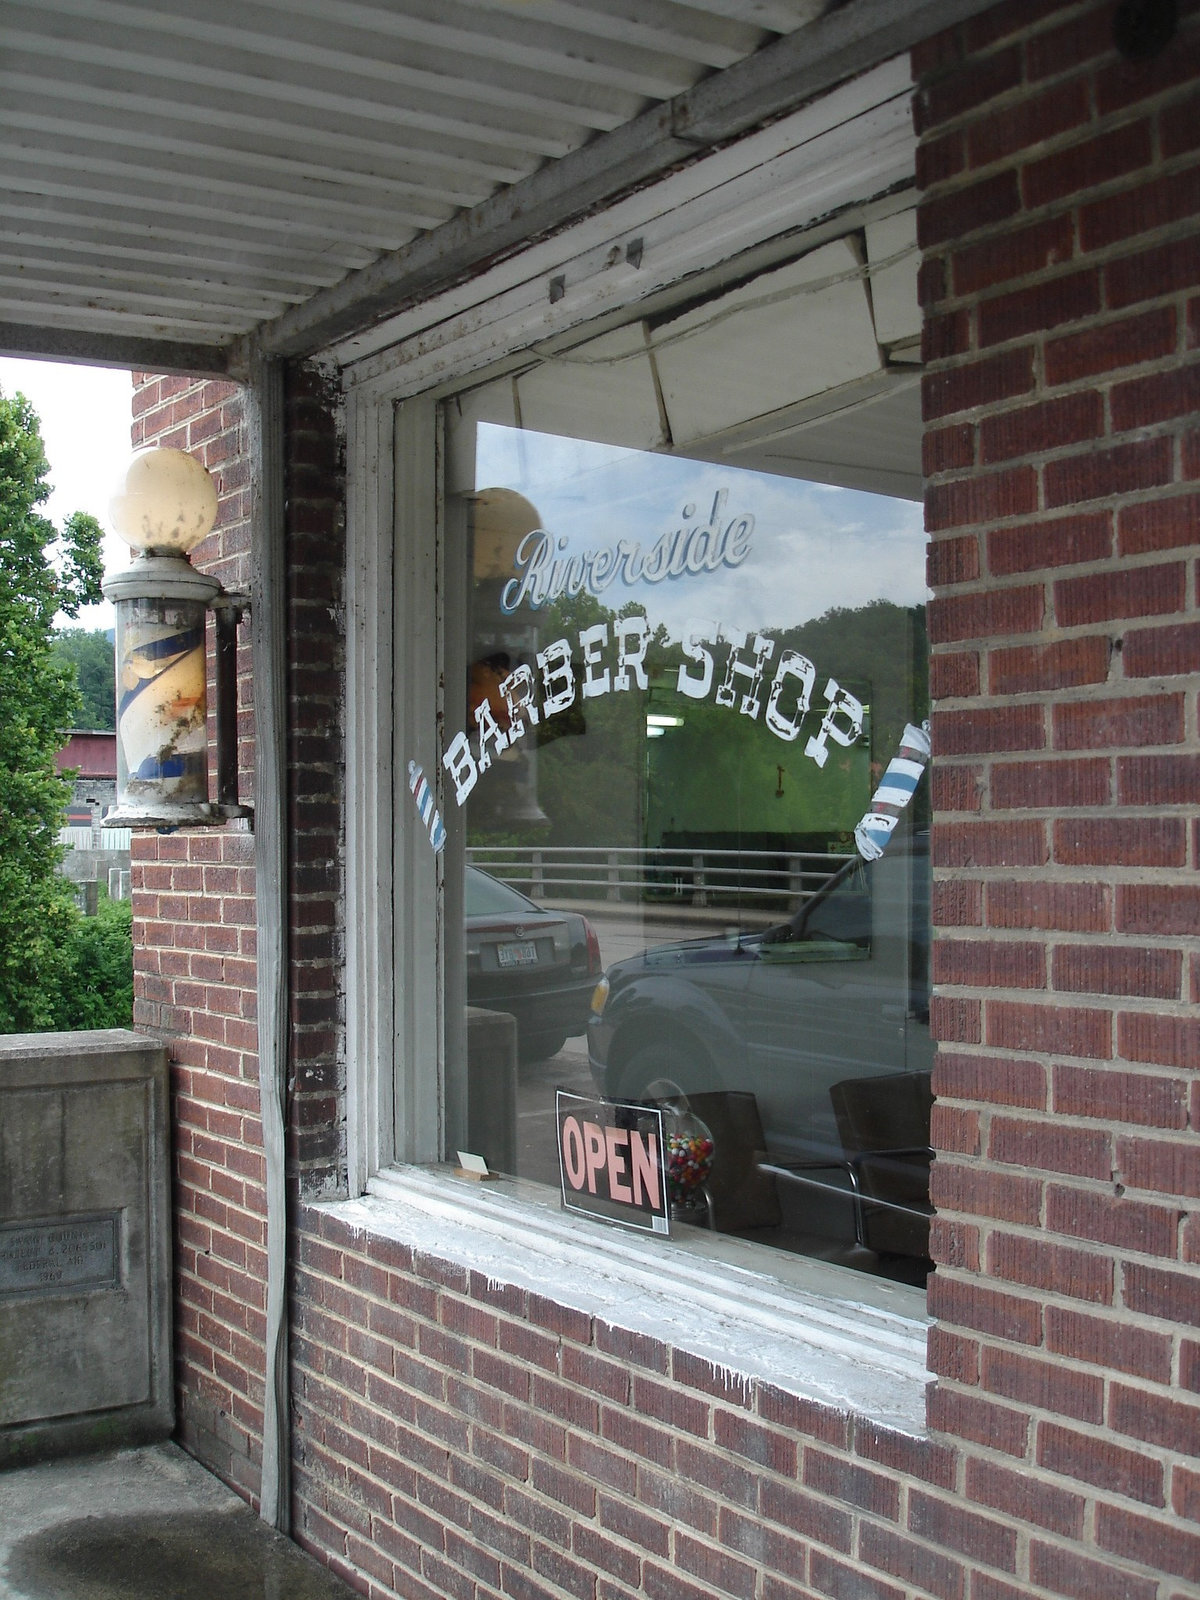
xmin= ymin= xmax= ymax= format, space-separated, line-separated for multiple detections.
xmin=466 ymin=844 xmax=848 ymax=910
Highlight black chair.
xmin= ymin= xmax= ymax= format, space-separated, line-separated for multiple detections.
xmin=684 ymin=1090 xmax=782 ymax=1233
xmin=646 ymin=1077 xmax=932 ymax=1265
xmin=828 ymin=1070 xmax=934 ymax=1260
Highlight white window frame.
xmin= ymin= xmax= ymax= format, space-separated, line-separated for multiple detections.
xmin=341 ymin=55 xmax=932 ymax=1425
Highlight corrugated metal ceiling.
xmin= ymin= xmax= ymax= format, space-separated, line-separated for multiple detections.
xmin=1 ymin=0 xmax=1001 ymax=371
xmin=0 ymin=0 xmax=833 ymax=367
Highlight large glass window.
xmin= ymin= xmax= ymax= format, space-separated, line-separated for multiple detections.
xmin=436 ymin=370 xmax=930 ymax=1283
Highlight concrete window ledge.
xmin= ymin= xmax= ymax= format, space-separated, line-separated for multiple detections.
xmin=322 ymin=1165 xmax=931 ymax=1435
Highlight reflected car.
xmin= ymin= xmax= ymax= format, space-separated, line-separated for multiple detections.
xmin=586 ymin=833 xmax=931 ymax=1164
xmin=466 ymin=865 xmax=602 ymax=1062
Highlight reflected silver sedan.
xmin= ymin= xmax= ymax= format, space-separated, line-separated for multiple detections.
xmin=466 ymin=866 xmax=602 ymax=1062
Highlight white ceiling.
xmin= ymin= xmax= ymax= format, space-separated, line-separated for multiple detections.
xmin=0 ymin=0 xmax=829 ymax=366
xmin=0 ymin=0 xmax=995 ymax=373
xmin=446 ymin=203 xmax=925 ymax=500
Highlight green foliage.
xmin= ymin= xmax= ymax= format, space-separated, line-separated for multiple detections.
xmin=46 ymin=894 xmax=134 ymax=1030
xmin=467 ymin=595 xmax=929 ymax=857
xmin=0 ymin=385 xmax=106 ymax=1033
xmin=50 ymin=627 xmax=116 ymax=730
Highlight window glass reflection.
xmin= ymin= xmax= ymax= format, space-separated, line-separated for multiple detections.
xmin=450 ymin=421 xmax=931 ymax=1284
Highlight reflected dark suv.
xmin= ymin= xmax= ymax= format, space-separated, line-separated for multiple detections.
xmin=587 ymin=833 xmax=931 ymax=1166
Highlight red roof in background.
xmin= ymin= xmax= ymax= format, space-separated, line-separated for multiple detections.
xmin=57 ymin=730 xmax=117 ymax=778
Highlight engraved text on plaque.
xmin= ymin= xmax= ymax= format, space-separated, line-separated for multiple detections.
xmin=0 ymin=1215 xmax=120 ymax=1298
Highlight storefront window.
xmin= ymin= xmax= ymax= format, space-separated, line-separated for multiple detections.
xmin=440 ymin=410 xmax=931 ymax=1284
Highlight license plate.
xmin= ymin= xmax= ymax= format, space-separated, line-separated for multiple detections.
xmin=497 ymin=940 xmax=538 ymax=969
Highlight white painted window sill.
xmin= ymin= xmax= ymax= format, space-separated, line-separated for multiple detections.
xmin=320 ymin=1165 xmax=931 ymax=1435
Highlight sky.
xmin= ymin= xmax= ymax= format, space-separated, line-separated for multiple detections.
xmin=0 ymin=364 xmax=930 ymax=642
xmin=0 ymin=356 xmax=134 ymax=631
xmin=474 ymin=422 xmax=929 ymax=641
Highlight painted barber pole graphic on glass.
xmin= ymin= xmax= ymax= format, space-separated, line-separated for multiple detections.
xmin=853 ymin=721 xmax=931 ymax=861
xmin=406 ymin=760 xmax=446 ymax=854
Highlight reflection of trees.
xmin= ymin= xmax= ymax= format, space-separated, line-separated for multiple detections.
xmin=531 ymin=592 xmax=646 ymax=849
xmin=778 ymin=598 xmax=929 ymax=763
xmin=467 ymin=594 xmax=929 ymax=849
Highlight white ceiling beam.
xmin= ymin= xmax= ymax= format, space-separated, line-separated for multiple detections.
xmin=0 ymin=196 xmax=380 ymax=273
xmin=0 ymin=107 xmax=496 ymax=212
xmin=0 ymin=322 xmax=233 ymax=374
xmin=2 ymin=137 xmax=463 ymax=232
xmin=25 ymin=0 xmax=706 ymax=103
xmin=428 ymin=0 xmax=764 ymax=67
xmin=3 ymin=2 xmax=650 ymax=136
xmin=674 ymin=0 xmax=828 ymax=31
xmin=0 ymin=257 xmax=300 ymax=317
xmin=256 ymin=0 xmax=1000 ymax=358
xmin=1 ymin=165 xmax=424 ymax=252
xmin=6 ymin=234 xmax=347 ymax=294
xmin=0 ymin=24 xmax=587 ymax=159
xmin=0 ymin=296 xmax=242 ymax=339
xmin=0 ymin=281 xmax=255 ymax=329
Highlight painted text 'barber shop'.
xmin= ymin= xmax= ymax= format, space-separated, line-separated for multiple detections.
xmin=443 ymin=616 xmax=865 ymax=808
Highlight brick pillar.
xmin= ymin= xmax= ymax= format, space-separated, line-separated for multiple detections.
xmin=283 ymin=362 xmax=346 ymax=1191
xmin=917 ymin=0 xmax=1200 ymax=1590
xmin=129 ymin=363 xmax=346 ymax=1501
xmin=129 ymin=374 xmax=266 ymax=1498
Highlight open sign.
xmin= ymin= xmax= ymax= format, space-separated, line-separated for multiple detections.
xmin=556 ymin=1090 xmax=670 ymax=1236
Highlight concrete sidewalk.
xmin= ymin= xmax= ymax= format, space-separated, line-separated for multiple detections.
xmin=0 ymin=1444 xmax=357 ymax=1599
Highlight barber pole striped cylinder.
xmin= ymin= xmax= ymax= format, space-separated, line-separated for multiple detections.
xmin=853 ymin=721 xmax=930 ymax=861
xmin=407 ymin=760 xmax=446 ymax=854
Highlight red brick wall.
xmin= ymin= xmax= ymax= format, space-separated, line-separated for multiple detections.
xmin=130 ymin=364 xmax=346 ymax=1498
xmin=291 ymin=1208 xmax=958 ymax=1600
xmin=283 ymin=365 xmax=346 ymax=1186
xmin=129 ymin=373 xmax=266 ymax=1497
xmin=917 ymin=0 xmax=1200 ymax=1591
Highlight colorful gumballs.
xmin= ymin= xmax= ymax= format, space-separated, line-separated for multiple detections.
xmin=666 ymin=1133 xmax=714 ymax=1202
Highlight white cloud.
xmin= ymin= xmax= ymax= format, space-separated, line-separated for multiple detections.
xmin=0 ymin=357 xmax=134 ymax=629
xmin=474 ymin=423 xmax=929 ymax=638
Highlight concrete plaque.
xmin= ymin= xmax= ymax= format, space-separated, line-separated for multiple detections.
xmin=0 ymin=1216 xmax=119 ymax=1299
